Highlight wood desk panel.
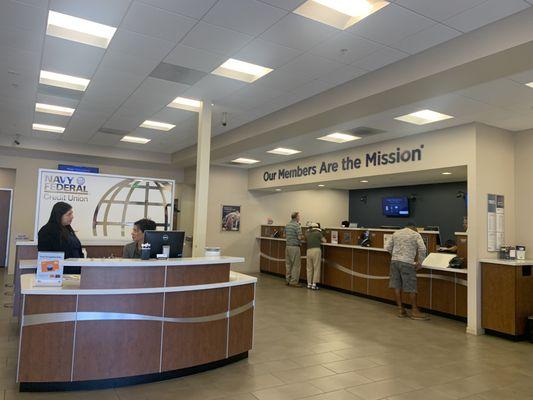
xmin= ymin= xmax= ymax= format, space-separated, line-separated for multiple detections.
xmin=353 ymin=249 xmax=368 ymax=294
xmin=322 ymin=246 xmax=352 ymax=292
xmin=166 ymin=264 xmax=230 ymax=286
xmin=80 ymin=266 xmax=165 ymax=289
xmin=431 ymin=271 xmax=456 ymax=315
xmin=260 ymin=239 xmax=270 ymax=272
xmin=367 ymin=252 xmax=393 ymax=301
xmin=482 ymin=263 xmax=516 ymax=335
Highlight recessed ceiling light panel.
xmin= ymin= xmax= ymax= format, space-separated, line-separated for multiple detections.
xmin=442 ymin=172 xmax=452 ymax=175
xmin=167 ymin=97 xmax=202 ymax=112
xmin=294 ymin=0 xmax=389 ymax=30
xmin=526 ymin=82 xmax=533 ymax=88
xmin=39 ymin=70 xmax=90 ymax=91
xmin=212 ymin=58 xmax=273 ymax=83
xmin=394 ymin=109 xmax=454 ymax=125
xmin=140 ymin=120 xmax=175 ymax=131
xmin=267 ymin=147 xmax=301 ymax=156
xmin=121 ymin=136 xmax=151 ymax=144
xmin=35 ymin=103 xmax=75 ymax=116
xmin=231 ymin=157 xmax=260 ymax=164
xmin=47 ymin=10 xmax=117 ymax=48
xmin=32 ymin=123 xmax=65 ymax=133
xmin=317 ymin=132 xmax=361 ymax=143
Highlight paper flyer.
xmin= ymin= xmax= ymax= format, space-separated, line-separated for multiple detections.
xmin=36 ymin=252 xmax=65 ymax=287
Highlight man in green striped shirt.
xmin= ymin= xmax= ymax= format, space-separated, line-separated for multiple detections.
xmin=285 ymin=212 xmax=303 ymax=287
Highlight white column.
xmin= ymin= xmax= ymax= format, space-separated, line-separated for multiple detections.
xmin=192 ymin=101 xmax=212 ymax=257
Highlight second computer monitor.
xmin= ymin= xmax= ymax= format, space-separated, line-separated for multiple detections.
xmin=144 ymin=230 xmax=185 ymax=259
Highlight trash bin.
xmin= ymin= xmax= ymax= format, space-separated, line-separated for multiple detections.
xmin=527 ymin=316 xmax=533 ymax=343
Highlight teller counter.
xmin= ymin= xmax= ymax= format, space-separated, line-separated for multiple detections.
xmin=259 ymin=226 xmax=467 ymax=318
xmin=17 ymin=257 xmax=256 ymax=391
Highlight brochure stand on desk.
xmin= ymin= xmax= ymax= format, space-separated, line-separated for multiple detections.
xmin=35 ymin=252 xmax=64 ymax=287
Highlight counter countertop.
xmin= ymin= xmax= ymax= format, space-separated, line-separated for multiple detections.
xmin=263 ymin=227 xmax=440 ymax=234
xmin=454 ymin=232 xmax=468 ymax=236
xmin=21 ymin=271 xmax=257 ymax=295
xmin=479 ymin=259 xmax=533 ymax=266
xmin=16 ymin=240 xmax=130 ymax=246
xmin=19 ymin=256 xmax=244 ymax=268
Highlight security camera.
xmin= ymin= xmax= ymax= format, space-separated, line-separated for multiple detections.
xmin=221 ymin=112 xmax=227 ymax=127
xmin=12 ymin=135 xmax=21 ymax=146
xmin=456 ymin=191 xmax=466 ymax=199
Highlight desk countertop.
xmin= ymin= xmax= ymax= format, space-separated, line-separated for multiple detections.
xmin=479 ymin=259 xmax=533 ymax=266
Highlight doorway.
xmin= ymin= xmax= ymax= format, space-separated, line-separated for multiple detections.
xmin=0 ymin=189 xmax=13 ymax=268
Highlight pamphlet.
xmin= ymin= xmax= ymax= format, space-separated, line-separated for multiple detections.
xmin=331 ymin=231 xmax=338 ymax=244
xmin=35 ymin=252 xmax=64 ymax=287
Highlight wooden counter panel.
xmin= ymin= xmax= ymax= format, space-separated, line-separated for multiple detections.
xmin=456 ymin=278 xmax=468 ymax=318
xmin=18 ymin=322 xmax=74 ymax=382
xmin=166 ymin=264 xmax=230 ymax=286
xmin=24 ymin=294 xmax=76 ymax=315
xmin=80 ymin=266 xmax=165 ymax=289
xmin=456 ymin=236 xmax=468 ymax=264
xmin=482 ymin=263 xmax=516 ymax=335
xmin=73 ymin=320 xmax=161 ymax=381
xmin=516 ymin=266 xmax=533 ymax=335
xmin=270 ymin=240 xmax=280 ymax=275
xmin=230 ymin=284 xmax=254 ymax=310
xmin=162 ymin=320 xmax=227 ymax=371
xmin=260 ymin=239 xmax=271 ymax=272
xmin=401 ymin=269 xmax=430 ymax=309
xmin=367 ymin=252 xmax=393 ymax=301
xmin=353 ymin=250 xmax=368 ymax=294
xmin=165 ymin=288 xmax=229 ymax=318
xmin=369 ymin=231 xmax=384 ymax=248
xmin=276 ymin=241 xmax=286 ymax=276
xmin=431 ymin=271 xmax=457 ymax=315
xmin=228 ymin=309 xmax=253 ymax=357
xmin=85 ymin=245 xmax=124 ymax=258
xmin=322 ymin=246 xmax=352 ymax=292
xmin=300 ymin=244 xmax=307 ymax=281
xmin=78 ymin=293 xmax=163 ymax=315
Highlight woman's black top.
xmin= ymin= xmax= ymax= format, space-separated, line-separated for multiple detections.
xmin=37 ymin=224 xmax=84 ymax=274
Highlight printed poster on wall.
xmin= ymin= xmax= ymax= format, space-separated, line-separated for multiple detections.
xmin=35 ymin=169 xmax=174 ymax=241
xmin=487 ymin=194 xmax=504 ymax=252
xmin=221 ymin=205 xmax=241 ymax=232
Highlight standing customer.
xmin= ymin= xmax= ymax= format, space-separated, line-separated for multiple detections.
xmin=384 ymin=222 xmax=428 ymax=320
xmin=38 ymin=202 xmax=84 ymax=274
xmin=306 ymin=223 xmax=325 ymax=290
xmin=285 ymin=211 xmax=303 ymax=287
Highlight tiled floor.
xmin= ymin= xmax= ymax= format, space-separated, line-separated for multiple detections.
xmin=1 ymin=272 xmax=533 ymax=399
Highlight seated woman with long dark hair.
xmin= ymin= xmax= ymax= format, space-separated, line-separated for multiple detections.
xmin=38 ymin=202 xmax=84 ymax=274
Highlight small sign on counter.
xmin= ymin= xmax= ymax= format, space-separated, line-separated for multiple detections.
xmin=35 ymin=252 xmax=64 ymax=287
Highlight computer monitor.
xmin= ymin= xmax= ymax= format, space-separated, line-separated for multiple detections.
xmin=144 ymin=230 xmax=185 ymax=258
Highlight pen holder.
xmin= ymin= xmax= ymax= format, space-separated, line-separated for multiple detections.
xmin=141 ymin=248 xmax=150 ymax=260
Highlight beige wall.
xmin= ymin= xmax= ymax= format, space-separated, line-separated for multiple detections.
xmin=515 ymin=129 xmax=533 ymax=250
xmin=183 ymin=165 xmax=349 ymax=273
xmin=0 ymin=168 xmax=16 ymax=188
xmin=0 ymin=151 xmax=184 ymax=273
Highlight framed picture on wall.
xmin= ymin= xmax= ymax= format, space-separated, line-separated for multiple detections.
xmin=221 ymin=205 xmax=241 ymax=232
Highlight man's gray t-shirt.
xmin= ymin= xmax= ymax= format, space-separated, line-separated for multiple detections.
xmin=385 ymin=228 xmax=427 ymax=265
xmin=285 ymin=220 xmax=301 ymax=247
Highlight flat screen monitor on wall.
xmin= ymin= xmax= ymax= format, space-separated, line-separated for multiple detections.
xmin=382 ymin=197 xmax=409 ymax=217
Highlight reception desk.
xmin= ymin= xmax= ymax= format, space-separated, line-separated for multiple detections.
xmin=17 ymin=257 xmax=256 ymax=391
xmin=259 ymin=226 xmax=467 ymax=318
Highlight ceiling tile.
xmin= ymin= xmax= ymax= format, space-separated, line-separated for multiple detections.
xmin=88 ymin=131 xmax=122 ymax=146
xmin=36 ymin=93 xmax=79 ymax=109
xmin=98 ymin=49 xmax=161 ymax=77
xmin=151 ymin=107 xmax=196 ymax=124
xmin=457 ymin=79 xmax=533 ymax=111
xmin=164 ymin=44 xmax=227 ymax=73
xmin=181 ymin=22 xmax=253 ymax=55
xmin=121 ymin=2 xmax=197 ymax=42
xmin=309 ymin=32 xmax=385 ymax=65
xmin=391 ymin=23 xmax=461 ymax=55
xmin=258 ymin=0 xmax=305 ymax=11
xmin=508 ymin=69 xmax=533 ymax=85
xmin=42 ymin=36 xmax=105 ymax=78
xmin=234 ymin=39 xmax=302 ymax=69
xmin=444 ymin=0 xmax=530 ymax=32
xmin=32 ymin=131 xmax=62 ymax=141
xmin=121 ymin=77 xmax=190 ymax=114
xmin=347 ymin=3 xmax=435 ymax=45
xmin=0 ymin=0 xmax=47 ymax=33
xmin=107 ymin=29 xmax=176 ymax=61
xmin=149 ymin=62 xmax=206 ymax=85
xmin=352 ymin=46 xmax=409 ymax=71
xmin=0 ymin=45 xmax=40 ymax=76
xmin=259 ymin=13 xmax=337 ymax=52
xmin=222 ymin=84 xmax=285 ymax=111
xmin=137 ymin=0 xmax=217 ymax=19
xmin=251 ymin=69 xmax=313 ymax=92
xmin=317 ymin=64 xmax=367 ymax=88
xmin=183 ymin=75 xmax=246 ymax=101
xmin=394 ymin=0 xmax=487 ymax=21
xmin=49 ymin=0 xmax=131 ymax=26
xmin=0 ymin=25 xmax=42 ymax=53
xmin=285 ymin=79 xmax=332 ymax=103
xmin=202 ymin=0 xmax=286 ymax=36
xmin=104 ymin=113 xmax=144 ymax=132
xmin=33 ymin=112 xmax=70 ymax=127
xmin=279 ymin=53 xmax=345 ymax=80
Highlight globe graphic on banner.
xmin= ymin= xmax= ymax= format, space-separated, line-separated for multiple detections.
xmin=92 ymin=178 xmax=172 ymax=237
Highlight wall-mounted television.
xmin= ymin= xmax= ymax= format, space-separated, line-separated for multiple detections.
xmin=382 ymin=197 xmax=409 ymax=217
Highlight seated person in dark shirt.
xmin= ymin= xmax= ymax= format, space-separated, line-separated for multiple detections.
xmin=123 ymin=218 xmax=157 ymax=258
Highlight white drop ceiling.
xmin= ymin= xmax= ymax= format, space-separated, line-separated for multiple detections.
xmin=0 ymin=0 xmax=532 ymax=162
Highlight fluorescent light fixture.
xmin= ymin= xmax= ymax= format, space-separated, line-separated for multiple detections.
xmin=212 ymin=58 xmax=273 ymax=83
xmin=394 ymin=109 xmax=454 ymax=125
xmin=317 ymin=132 xmax=361 ymax=143
xmin=294 ymin=0 xmax=389 ymax=30
xmin=140 ymin=120 xmax=175 ymax=131
xmin=442 ymin=172 xmax=452 ymax=175
xmin=121 ymin=136 xmax=151 ymax=144
xmin=318 ymin=184 xmax=325 ymax=187
xmin=168 ymin=97 xmax=202 ymax=112
xmin=231 ymin=157 xmax=260 ymax=164
xmin=275 ymin=188 xmax=282 ymax=192
xmin=39 ymin=70 xmax=90 ymax=91
xmin=267 ymin=147 xmax=301 ymax=156
xmin=35 ymin=103 xmax=75 ymax=116
xmin=32 ymin=123 xmax=65 ymax=133
xmin=360 ymin=180 xmax=369 ymax=183
xmin=46 ymin=10 xmax=117 ymax=48
xmin=526 ymin=82 xmax=533 ymax=88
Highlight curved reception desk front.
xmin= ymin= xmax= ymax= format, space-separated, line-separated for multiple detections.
xmin=17 ymin=257 xmax=256 ymax=391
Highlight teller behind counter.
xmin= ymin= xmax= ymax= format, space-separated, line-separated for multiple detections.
xmin=37 ymin=201 xmax=84 ymax=274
